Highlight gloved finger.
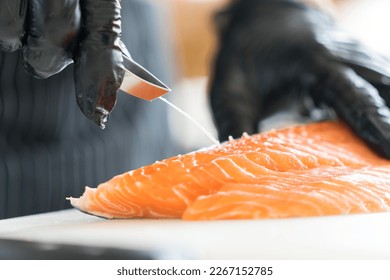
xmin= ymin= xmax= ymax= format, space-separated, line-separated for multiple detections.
xmin=209 ymin=47 xmax=261 ymax=141
xmin=23 ymin=0 xmax=81 ymax=79
xmin=74 ymin=0 xmax=124 ymax=128
xmin=323 ymin=32 xmax=390 ymax=119
xmin=329 ymin=37 xmax=390 ymax=108
xmin=0 ymin=0 xmax=27 ymax=51
xmin=312 ymin=66 xmax=390 ymax=158
xmin=316 ymin=26 xmax=390 ymax=85
xmin=317 ymin=34 xmax=390 ymax=82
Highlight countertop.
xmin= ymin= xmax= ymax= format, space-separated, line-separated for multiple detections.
xmin=1 ymin=209 xmax=390 ymax=259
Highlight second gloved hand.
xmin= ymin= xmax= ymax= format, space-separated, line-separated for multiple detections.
xmin=0 ymin=0 xmax=125 ymax=128
xmin=209 ymin=0 xmax=390 ymax=157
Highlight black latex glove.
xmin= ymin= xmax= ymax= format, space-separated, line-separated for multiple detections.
xmin=209 ymin=0 xmax=390 ymax=157
xmin=0 ymin=0 xmax=125 ymax=128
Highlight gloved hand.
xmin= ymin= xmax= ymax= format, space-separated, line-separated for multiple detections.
xmin=0 ymin=0 xmax=125 ymax=128
xmin=209 ymin=0 xmax=390 ymax=157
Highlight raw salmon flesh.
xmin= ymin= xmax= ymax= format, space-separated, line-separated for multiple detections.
xmin=68 ymin=121 xmax=390 ymax=220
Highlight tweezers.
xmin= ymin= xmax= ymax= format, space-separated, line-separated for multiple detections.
xmin=119 ymin=54 xmax=171 ymax=101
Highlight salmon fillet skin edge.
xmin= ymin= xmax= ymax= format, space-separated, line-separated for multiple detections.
xmin=68 ymin=121 xmax=390 ymax=220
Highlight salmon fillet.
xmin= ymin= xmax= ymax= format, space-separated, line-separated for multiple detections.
xmin=68 ymin=121 xmax=390 ymax=220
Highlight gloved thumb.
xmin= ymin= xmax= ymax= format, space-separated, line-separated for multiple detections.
xmin=73 ymin=0 xmax=125 ymax=128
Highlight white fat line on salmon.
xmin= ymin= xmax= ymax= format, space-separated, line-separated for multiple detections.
xmin=158 ymin=96 xmax=220 ymax=146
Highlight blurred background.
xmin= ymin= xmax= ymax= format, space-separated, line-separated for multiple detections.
xmin=137 ymin=0 xmax=390 ymax=152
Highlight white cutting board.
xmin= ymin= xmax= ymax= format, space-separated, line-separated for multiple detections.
xmin=0 ymin=209 xmax=390 ymax=259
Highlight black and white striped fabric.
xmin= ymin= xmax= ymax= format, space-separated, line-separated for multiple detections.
xmin=0 ymin=0 xmax=178 ymax=219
